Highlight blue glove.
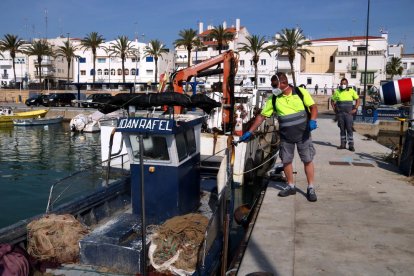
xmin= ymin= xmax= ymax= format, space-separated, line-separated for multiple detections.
xmin=239 ymin=131 xmax=252 ymax=142
xmin=309 ymin=120 xmax=317 ymax=131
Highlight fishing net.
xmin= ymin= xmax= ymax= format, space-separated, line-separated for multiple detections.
xmin=149 ymin=213 xmax=209 ymax=275
xmin=27 ymin=214 xmax=89 ymax=264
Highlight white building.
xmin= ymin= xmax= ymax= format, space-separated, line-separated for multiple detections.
xmin=72 ymin=38 xmax=174 ymax=91
xmin=175 ymin=18 xmax=278 ymax=91
xmin=297 ymin=32 xmax=389 ymax=94
xmin=0 ymin=46 xmax=30 ymax=89
xmin=401 ymin=54 xmax=414 ymax=78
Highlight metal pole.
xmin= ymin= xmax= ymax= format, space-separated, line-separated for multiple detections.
xmin=139 ymin=135 xmax=147 ymax=275
xmin=362 ymin=0 xmax=370 ymax=118
xmin=77 ymin=57 xmax=81 ymax=107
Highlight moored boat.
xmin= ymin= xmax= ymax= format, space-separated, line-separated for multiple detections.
xmin=13 ymin=115 xmax=63 ymax=126
xmin=0 ymin=107 xmax=49 ymax=126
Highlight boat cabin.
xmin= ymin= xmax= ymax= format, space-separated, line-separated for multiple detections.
xmin=118 ymin=114 xmax=204 ymax=224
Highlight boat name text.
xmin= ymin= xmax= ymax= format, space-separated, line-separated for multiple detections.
xmin=118 ymin=118 xmax=172 ymax=131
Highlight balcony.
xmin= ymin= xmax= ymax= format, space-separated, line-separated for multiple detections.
xmin=1 ymin=74 xmax=9 ymax=79
xmin=34 ymin=59 xmax=54 ymax=66
xmin=34 ymin=71 xmax=55 ymax=78
xmin=337 ymin=50 xmax=385 ymax=57
xmin=347 ymin=64 xmax=358 ymax=71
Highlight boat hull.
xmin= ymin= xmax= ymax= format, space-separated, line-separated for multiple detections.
xmin=13 ymin=115 xmax=63 ymax=126
xmin=0 ymin=109 xmax=49 ymax=125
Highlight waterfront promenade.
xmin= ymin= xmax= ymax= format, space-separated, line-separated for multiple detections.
xmin=238 ymin=117 xmax=414 ymax=275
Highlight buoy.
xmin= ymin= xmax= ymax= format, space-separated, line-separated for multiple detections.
xmin=380 ymin=78 xmax=414 ymax=105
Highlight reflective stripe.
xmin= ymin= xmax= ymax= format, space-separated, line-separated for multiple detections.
xmin=278 ymin=110 xmax=307 ymax=127
xmin=336 ymin=101 xmax=353 ymax=108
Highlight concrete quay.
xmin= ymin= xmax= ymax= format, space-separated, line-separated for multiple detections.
xmin=238 ymin=117 xmax=414 ymax=276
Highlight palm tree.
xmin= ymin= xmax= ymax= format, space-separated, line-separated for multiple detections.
xmin=174 ymin=28 xmax=201 ymax=67
xmin=143 ymin=39 xmax=168 ymax=83
xmin=56 ymin=39 xmax=77 ymax=87
xmin=238 ymin=35 xmax=275 ymax=89
xmin=107 ymin=35 xmax=137 ymax=83
xmin=275 ymin=28 xmax=313 ymax=87
xmin=80 ymin=32 xmax=104 ymax=84
xmin=208 ymin=25 xmax=234 ymax=54
xmin=0 ymin=34 xmax=25 ymax=85
xmin=24 ymin=39 xmax=54 ymax=90
xmin=386 ymin=57 xmax=403 ymax=79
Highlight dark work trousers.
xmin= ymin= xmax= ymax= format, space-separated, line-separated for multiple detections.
xmin=337 ymin=111 xmax=354 ymax=146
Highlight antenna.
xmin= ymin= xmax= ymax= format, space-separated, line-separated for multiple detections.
xmin=44 ymin=9 xmax=48 ymax=39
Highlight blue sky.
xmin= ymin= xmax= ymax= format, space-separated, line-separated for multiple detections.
xmin=0 ymin=0 xmax=413 ymax=53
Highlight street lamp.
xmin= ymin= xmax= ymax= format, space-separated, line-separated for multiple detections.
xmin=134 ymin=48 xmax=140 ymax=92
xmin=76 ymin=55 xmax=83 ymax=107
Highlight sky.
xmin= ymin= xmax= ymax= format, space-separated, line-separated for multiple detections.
xmin=0 ymin=0 xmax=413 ymax=53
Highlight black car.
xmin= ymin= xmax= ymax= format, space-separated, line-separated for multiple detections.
xmin=45 ymin=93 xmax=76 ymax=107
xmin=82 ymin=93 xmax=112 ymax=108
xmin=25 ymin=94 xmax=49 ymax=107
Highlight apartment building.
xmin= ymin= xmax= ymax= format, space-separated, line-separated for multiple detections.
xmin=0 ymin=52 xmax=29 ymax=89
xmin=71 ymin=39 xmax=174 ymax=90
xmin=175 ymin=18 xmax=278 ymax=91
xmin=299 ymin=32 xmax=388 ymax=93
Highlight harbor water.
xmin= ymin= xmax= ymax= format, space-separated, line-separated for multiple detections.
xmin=0 ymin=123 xmax=102 ymax=228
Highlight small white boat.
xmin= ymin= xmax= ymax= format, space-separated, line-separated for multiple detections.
xmin=70 ymin=110 xmax=124 ymax=133
xmin=13 ymin=115 xmax=64 ymax=126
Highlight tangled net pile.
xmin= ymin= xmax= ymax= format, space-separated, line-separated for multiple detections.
xmin=149 ymin=213 xmax=209 ymax=274
xmin=27 ymin=214 xmax=89 ymax=263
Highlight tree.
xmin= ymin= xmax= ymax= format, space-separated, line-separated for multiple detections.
xmin=23 ymin=39 xmax=54 ymax=90
xmin=143 ymin=39 xmax=168 ymax=83
xmin=0 ymin=34 xmax=25 ymax=85
xmin=386 ymin=57 xmax=403 ymax=79
xmin=275 ymin=28 xmax=313 ymax=87
xmin=174 ymin=28 xmax=201 ymax=67
xmin=238 ymin=35 xmax=275 ymax=89
xmin=80 ymin=32 xmax=104 ymax=85
xmin=107 ymin=36 xmax=137 ymax=84
xmin=207 ymin=25 xmax=234 ymax=54
xmin=56 ymin=39 xmax=77 ymax=87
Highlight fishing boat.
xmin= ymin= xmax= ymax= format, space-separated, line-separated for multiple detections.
xmin=0 ymin=107 xmax=48 ymax=126
xmin=13 ymin=115 xmax=63 ymax=126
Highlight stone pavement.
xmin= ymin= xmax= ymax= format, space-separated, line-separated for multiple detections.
xmin=238 ymin=117 xmax=414 ymax=276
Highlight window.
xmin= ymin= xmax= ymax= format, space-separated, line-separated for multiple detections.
xmin=351 ymin=72 xmax=357 ymax=78
xmin=97 ymin=69 xmax=102 ymax=75
xmin=80 ymin=70 xmax=86 ymax=75
xmin=186 ymin=129 xmax=196 ymax=155
xmin=97 ymin=58 xmax=106 ymax=63
xmin=260 ymin=59 xmax=266 ymax=66
xmin=330 ymin=56 xmax=334 ymax=62
xmin=146 ymin=70 xmax=153 ymax=75
xmin=175 ymin=129 xmax=197 ymax=162
xmin=90 ymin=69 xmax=95 ymax=76
xmin=111 ymin=69 xmax=115 ymax=75
xmin=307 ymin=78 xmax=312 ymax=85
xmin=240 ymin=60 xmax=245 ymax=67
xmin=124 ymin=69 xmax=129 ymax=75
xmin=130 ymin=135 xmax=169 ymax=161
xmin=311 ymin=57 xmax=315 ymax=63
xmin=131 ymin=57 xmax=140 ymax=62
xmin=338 ymin=60 xmax=342 ymax=63
xmin=131 ymin=68 xmax=136 ymax=75
xmin=176 ymin=132 xmax=188 ymax=161
xmin=360 ymin=72 xmax=374 ymax=84
xmin=104 ymin=69 xmax=109 ymax=75
xmin=146 ymin=56 xmax=154 ymax=62
xmin=117 ymin=69 xmax=122 ymax=75
xmin=259 ymin=77 xmax=265 ymax=84
xmin=250 ymin=60 xmax=253 ymax=66
xmin=351 ymin=58 xmax=357 ymax=69
xmin=403 ymin=63 xmax=407 ymax=69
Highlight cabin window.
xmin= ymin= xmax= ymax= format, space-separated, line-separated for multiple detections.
xmin=176 ymin=132 xmax=188 ymax=161
xmin=130 ymin=135 xmax=169 ymax=161
xmin=176 ymin=129 xmax=196 ymax=162
xmin=186 ymin=129 xmax=196 ymax=155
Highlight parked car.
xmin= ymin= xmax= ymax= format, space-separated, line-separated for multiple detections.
xmin=82 ymin=93 xmax=112 ymax=108
xmin=44 ymin=93 xmax=76 ymax=107
xmin=25 ymin=94 xmax=49 ymax=107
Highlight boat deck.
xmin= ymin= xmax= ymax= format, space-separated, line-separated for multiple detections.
xmin=238 ymin=117 xmax=414 ymax=275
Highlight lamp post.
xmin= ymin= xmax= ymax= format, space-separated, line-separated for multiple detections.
xmin=134 ymin=48 xmax=139 ymax=92
xmin=362 ymin=0 xmax=370 ymax=118
xmin=76 ymin=56 xmax=82 ymax=107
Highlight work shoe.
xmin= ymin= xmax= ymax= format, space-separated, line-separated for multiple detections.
xmin=307 ymin=187 xmax=317 ymax=202
xmin=278 ymin=186 xmax=296 ymax=197
xmin=338 ymin=144 xmax=346 ymax=149
xmin=349 ymin=145 xmax=355 ymax=152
